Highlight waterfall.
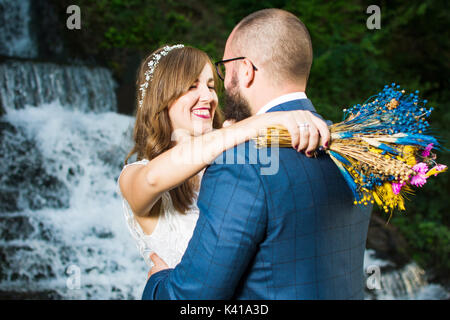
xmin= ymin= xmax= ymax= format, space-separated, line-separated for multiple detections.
xmin=0 ymin=101 xmax=147 ymax=299
xmin=0 ymin=61 xmax=117 ymax=113
xmin=0 ymin=34 xmax=143 ymax=297
xmin=363 ymin=249 xmax=449 ymax=300
xmin=0 ymin=0 xmax=37 ymax=58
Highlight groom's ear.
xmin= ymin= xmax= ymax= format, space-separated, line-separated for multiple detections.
xmin=241 ymin=59 xmax=256 ymax=88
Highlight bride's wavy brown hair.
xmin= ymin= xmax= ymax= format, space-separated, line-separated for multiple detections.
xmin=124 ymin=45 xmax=223 ymax=216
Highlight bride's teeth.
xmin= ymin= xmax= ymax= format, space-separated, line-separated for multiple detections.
xmin=192 ymin=110 xmax=210 ymax=117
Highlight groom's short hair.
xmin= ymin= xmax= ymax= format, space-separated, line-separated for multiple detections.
xmin=232 ymin=9 xmax=313 ymax=86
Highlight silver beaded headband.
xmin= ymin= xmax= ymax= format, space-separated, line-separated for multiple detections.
xmin=138 ymin=44 xmax=185 ymax=108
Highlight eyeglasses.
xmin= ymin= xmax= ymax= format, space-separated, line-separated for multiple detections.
xmin=214 ymin=57 xmax=258 ymax=81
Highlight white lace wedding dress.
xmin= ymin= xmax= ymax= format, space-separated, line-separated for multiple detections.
xmin=116 ymin=159 xmax=201 ymax=268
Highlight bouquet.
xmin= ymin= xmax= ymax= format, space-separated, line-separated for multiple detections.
xmin=253 ymin=84 xmax=447 ymax=216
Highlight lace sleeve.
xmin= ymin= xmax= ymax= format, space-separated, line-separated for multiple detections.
xmin=116 ymin=159 xmax=154 ymax=267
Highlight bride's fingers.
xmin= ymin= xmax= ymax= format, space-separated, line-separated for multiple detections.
xmin=302 ymin=113 xmax=320 ymax=156
xmin=297 ymin=123 xmax=310 ymax=152
xmin=148 ymin=253 xmax=169 ymax=278
xmin=305 ymin=124 xmax=320 ymax=156
xmin=291 ymin=111 xmax=310 ymax=152
xmin=150 ymin=253 xmax=168 ymax=267
xmin=283 ymin=119 xmax=301 ymax=150
xmin=310 ymin=114 xmax=330 ymax=149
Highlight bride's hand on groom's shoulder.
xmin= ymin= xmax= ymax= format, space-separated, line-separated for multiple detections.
xmin=267 ymin=110 xmax=330 ymax=156
xmin=147 ymin=253 xmax=169 ymax=280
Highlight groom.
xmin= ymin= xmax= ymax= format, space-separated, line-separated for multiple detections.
xmin=143 ymin=9 xmax=372 ymax=299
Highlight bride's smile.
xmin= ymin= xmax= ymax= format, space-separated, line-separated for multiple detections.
xmin=191 ymin=107 xmax=211 ymax=119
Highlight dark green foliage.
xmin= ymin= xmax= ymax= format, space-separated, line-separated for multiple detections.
xmin=50 ymin=0 xmax=449 ymax=281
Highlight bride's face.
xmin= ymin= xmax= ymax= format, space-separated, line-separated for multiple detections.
xmin=168 ymin=63 xmax=218 ymax=138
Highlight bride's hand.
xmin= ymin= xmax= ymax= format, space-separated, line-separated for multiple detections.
xmin=265 ymin=110 xmax=330 ymax=157
xmin=148 ymin=253 xmax=169 ymax=279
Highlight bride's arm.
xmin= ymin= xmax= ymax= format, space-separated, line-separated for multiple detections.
xmin=119 ymin=110 xmax=330 ymax=217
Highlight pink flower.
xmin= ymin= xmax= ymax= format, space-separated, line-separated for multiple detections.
xmin=434 ymin=164 xmax=447 ymax=172
xmin=421 ymin=143 xmax=433 ymax=157
xmin=392 ymin=181 xmax=405 ymax=195
xmin=410 ymin=174 xmax=428 ymax=187
xmin=412 ymin=162 xmax=429 ymax=175
xmin=427 ymin=164 xmax=448 ymax=177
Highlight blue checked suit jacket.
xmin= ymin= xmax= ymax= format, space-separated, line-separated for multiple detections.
xmin=142 ymin=98 xmax=372 ymax=300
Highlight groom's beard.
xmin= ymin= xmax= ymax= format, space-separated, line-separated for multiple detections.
xmin=223 ymin=75 xmax=252 ymax=122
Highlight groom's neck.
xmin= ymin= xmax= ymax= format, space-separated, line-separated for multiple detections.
xmin=249 ymin=82 xmax=307 ymax=115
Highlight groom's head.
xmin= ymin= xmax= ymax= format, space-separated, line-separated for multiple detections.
xmin=222 ymin=9 xmax=313 ymax=120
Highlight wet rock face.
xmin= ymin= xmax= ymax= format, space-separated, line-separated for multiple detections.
xmin=0 ymin=289 xmax=63 ymax=300
xmin=366 ymin=213 xmax=411 ymax=268
xmin=0 ymin=245 xmax=58 ymax=282
xmin=0 ymin=216 xmax=35 ymax=241
xmin=0 ymin=0 xmax=63 ymax=61
xmin=29 ymin=0 xmax=64 ymax=60
xmin=0 ymin=0 xmax=38 ymax=59
xmin=0 ymin=120 xmax=71 ymax=213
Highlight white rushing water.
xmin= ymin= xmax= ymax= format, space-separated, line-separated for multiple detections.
xmin=0 ymin=101 xmax=147 ymax=299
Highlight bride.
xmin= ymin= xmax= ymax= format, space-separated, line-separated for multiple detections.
xmin=116 ymin=44 xmax=329 ymax=271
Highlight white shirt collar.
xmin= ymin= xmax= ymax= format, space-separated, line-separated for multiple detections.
xmin=256 ymin=92 xmax=307 ymax=115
